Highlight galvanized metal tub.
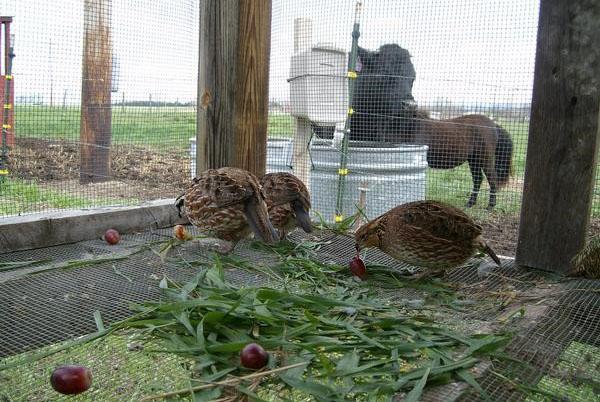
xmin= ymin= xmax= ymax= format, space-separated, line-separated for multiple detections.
xmin=309 ymin=140 xmax=428 ymax=223
xmin=265 ymin=138 xmax=293 ymax=174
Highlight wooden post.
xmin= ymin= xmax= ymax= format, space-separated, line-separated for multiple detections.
xmin=516 ymin=0 xmax=600 ymax=273
xmin=291 ymin=18 xmax=313 ymax=192
xmin=196 ymin=0 xmax=271 ymax=177
xmin=80 ymin=0 xmax=112 ymax=184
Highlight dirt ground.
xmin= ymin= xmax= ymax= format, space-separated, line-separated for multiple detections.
xmin=8 ymin=137 xmax=189 ymax=200
xmin=6 ymin=137 xmax=599 ymax=256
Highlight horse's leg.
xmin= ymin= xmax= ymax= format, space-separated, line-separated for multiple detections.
xmin=467 ymin=160 xmax=483 ymax=208
xmin=482 ymin=160 xmax=498 ymax=210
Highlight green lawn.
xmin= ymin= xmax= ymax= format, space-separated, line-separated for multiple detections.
xmin=14 ymin=105 xmax=294 ymax=149
xmin=0 ymin=178 xmax=135 ymax=216
xmin=6 ymin=107 xmax=599 ymax=217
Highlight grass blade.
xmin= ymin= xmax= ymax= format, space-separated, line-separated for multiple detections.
xmin=405 ymin=367 xmax=430 ymax=402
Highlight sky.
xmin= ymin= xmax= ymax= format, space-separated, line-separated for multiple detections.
xmin=0 ymin=0 xmax=540 ymax=107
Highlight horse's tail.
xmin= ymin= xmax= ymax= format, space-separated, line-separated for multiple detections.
xmin=494 ymin=126 xmax=513 ymax=188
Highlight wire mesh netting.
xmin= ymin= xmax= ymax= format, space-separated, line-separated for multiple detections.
xmin=267 ymin=0 xmax=599 ymax=257
xmin=0 ymin=0 xmax=598 ymax=256
xmin=0 ymin=1 xmax=599 ymax=399
xmin=0 ymin=226 xmax=598 ymax=401
xmin=0 ymin=0 xmax=198 ymax=217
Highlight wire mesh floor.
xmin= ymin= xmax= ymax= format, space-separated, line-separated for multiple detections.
xmin=0 ymin=227 xmax=598 ymax=401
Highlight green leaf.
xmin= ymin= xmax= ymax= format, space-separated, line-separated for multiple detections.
xmin=279 ymin=375 xmax=338 ymax=400
xmin=464 ymin=334 xmax=511 ymax=355
xmin=335 ymin=350 xmax=360 ymax=375
xmin=405 ymin=367 xmax=430 ymax=402
xmin=206 ymin=341 xmax=249 ymax=353
xmin=456 ymin=369 xmax=491 ymax=402
xmin=345 ymin=323 xmax=387 ymax=350
xmin=176 ymin=311 xmax=196 ymax=337
xmin=196 ymin=318 xmax=205 ymax=348
xmin=93 ymin=310 xmax=105 ymax=332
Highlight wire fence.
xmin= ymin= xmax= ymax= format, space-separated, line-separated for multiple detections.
xmin=0 ymin=0 xmax=597 ymax=259
xmin=0 ymin=0 xmax=198 ymax=217
xmin=267 ymin=0 xmax=598 ymax=257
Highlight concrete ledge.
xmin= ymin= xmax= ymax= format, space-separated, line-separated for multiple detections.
xmin=0 ymin=199 xmax=187 ymax=253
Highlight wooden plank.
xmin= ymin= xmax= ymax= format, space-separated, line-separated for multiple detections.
xmin=196 ymin=0 xmax=239 ymax=171
xmin=0 ymin=199 xmax=184 ymax=253
xmin=196 ymin=0 xmax=271 ymax=176
xmin=516 ymin=0 xmax=600 ymax=273
xmin=232 ymin=0 xmax=272 ymax=176
xmin=80 ymin=0 xmax=113 ymax=184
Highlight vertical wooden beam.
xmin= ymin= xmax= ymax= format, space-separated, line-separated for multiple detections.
xmin=80 ymin=0 xmax=112 ymax=184
xmin=516 ymin=0 xmax=600 ymax=273
xmin=196 ymin=0 xmax=271 ymax=177
xmin=232 ymin=0 xmax=271 ymax=176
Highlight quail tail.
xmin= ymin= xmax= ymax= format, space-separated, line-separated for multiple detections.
xmin=243 ymin=200 xmax=279 ymax=244
xmin=175 ymin=194 xmax=185 ymax=217
xmin=483 ymin=242 xmax=501 ymax=266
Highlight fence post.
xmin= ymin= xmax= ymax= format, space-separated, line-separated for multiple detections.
xmin=80 ymin=0 xmax=112 ymax=184
xmin=516 ymin=0 xmax=600 ymax=273
xmin=196 ymin=0 xmax=271 ymax=177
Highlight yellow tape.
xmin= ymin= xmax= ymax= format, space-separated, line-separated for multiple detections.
xmin=4 ymin=75 xmax=12 ymax=80
xmin=347 ymin=71 xmax=357 ymax=79
xmin=0 ymin=169 xmax=8 ymax=175
xmin=2 ymin=124 xmax=10 ymax=129
xmin=335 ymin=215 xmax=343 ymax=223
xmin=3 ymin=104 xmax=11 ymax=109
xmin=338 ymin=168 xmax=349 ymax=176
xmin=348 ymin=108 xmax=354 ymax=115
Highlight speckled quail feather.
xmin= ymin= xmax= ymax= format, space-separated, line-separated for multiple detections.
xmin=355 ymin=200 xmax=500 ymax=270
xmin=175 ymin=167 xmax=278 ymax=243
xmin=569 ymin=235 xmax=600 ymax=279
xmin=260 ymin=172 xmax=312 ymax=235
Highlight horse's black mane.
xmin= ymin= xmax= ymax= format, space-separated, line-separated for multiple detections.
xmin=350 ymin=43 xmax=418 ymax=142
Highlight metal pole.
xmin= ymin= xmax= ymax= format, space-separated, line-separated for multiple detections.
xmin=334 ymin=1 xmax=362 ymax=223
xmin=0 ymin=17 xmax=15 ymax=183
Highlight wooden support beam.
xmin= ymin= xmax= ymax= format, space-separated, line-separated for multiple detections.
xmin=80 ymin=0 xmax=112 ymax=184
xmin=516 ymin=0 xmax=600 ymax=273
xmin=196 ymin=0 xmax=271 ymax=177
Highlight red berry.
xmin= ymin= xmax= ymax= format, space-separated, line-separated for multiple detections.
xmin=349 ymin=256 xmax=367 ymax=280
xmin=240 ymin=343 xmax=269 ymax=369
xmin=103 ymin=229 xmax=120 ymax=245
xmin=50 ymin=365 xmax=92 ymax=395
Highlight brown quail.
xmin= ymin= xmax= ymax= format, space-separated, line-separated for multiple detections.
xmin=260 ymin=172 xmax=312 ymax=239
xmin=175 ymin=167 xmax=279 ymax=253
xmin=355 ymin=200 xmax=501 ymax=277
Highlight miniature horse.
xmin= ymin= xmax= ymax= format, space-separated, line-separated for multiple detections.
xmin=349 ymin=43 xmax=513 ymax=209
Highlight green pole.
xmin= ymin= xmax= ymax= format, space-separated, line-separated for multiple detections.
xmin=334 ymin=1 xmax=362 ymax=224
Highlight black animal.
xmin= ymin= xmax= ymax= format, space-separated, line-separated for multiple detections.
xmin=349 ymin=43 xmax=513 ymax=210
xmin=350 ymin=44 xmax=418 ymax=142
